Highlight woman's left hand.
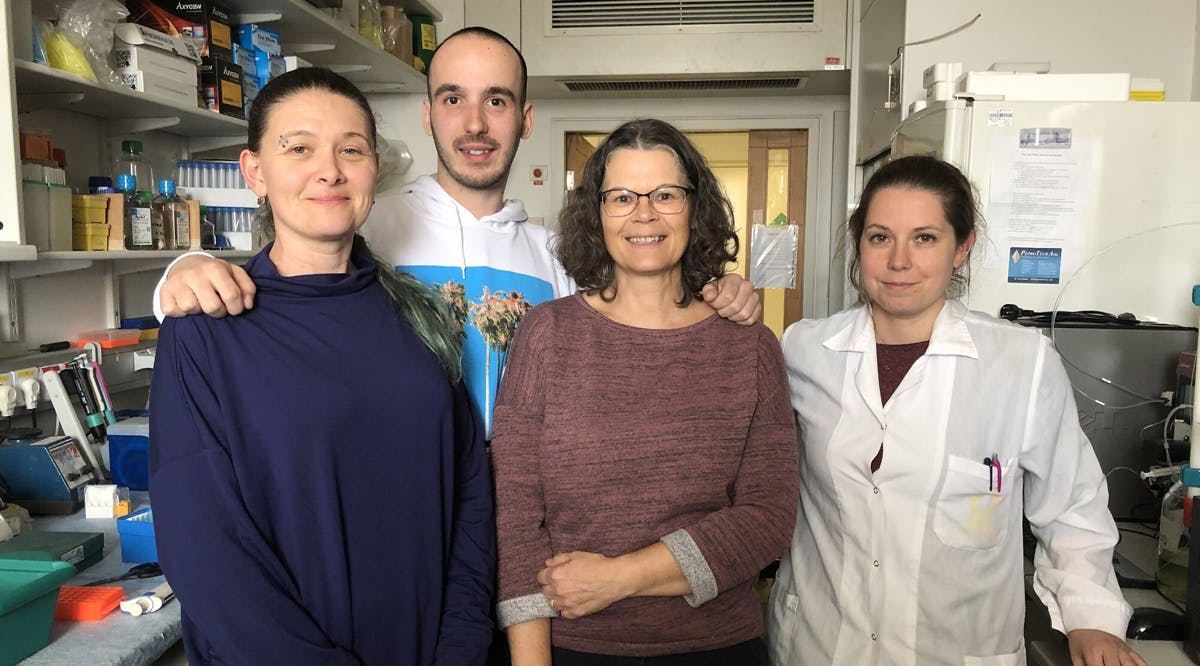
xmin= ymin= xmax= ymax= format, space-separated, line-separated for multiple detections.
xmin=538 ymin=551 xmax=629 ymax=619
xmin=1067 ymin=629 xmax=1146 ymax=666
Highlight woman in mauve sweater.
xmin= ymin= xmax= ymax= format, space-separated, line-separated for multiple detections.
xmin=492 ymin=118 xmax=798 ymax=665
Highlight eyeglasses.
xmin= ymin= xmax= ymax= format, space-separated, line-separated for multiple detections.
xmin=599 ymin=186 xmax=693 ymax=217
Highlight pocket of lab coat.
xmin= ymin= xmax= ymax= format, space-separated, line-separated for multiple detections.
xmin=933 ymin=454 xmax=1012 ymax=550
xmin=963 ymin=637 xmax=1024 ymax=665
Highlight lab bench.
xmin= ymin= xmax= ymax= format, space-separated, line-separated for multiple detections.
xmin=13 ymin=493 xmax=181 ymax=665
xmin=1026 ymin=523 xmax=1191 ymax=666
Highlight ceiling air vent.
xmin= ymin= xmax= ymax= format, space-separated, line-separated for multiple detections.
xmin=550 ymin=0 xmax=816 ymax=29
xmin=559 ymin=77 xmax=806 ymax=93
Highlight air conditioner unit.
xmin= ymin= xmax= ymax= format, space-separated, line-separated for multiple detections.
xmin=521 ymin=0 xmax=849 ymax=96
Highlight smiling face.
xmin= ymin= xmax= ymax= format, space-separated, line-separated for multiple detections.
xmin=423 ymin=33 xmax=533 ymax=198
xmin=859 ymin=186 xmax=974 ymax=337
xmin=600 ymin=147 xmax=692 ymax=285
xmin=240 ymin=89 xmax=377 ymax=247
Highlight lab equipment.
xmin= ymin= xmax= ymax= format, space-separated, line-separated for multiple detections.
xmin=107 ymin=418 xmax=149 ymax=491
xmin=0 ymin=557 xmax=75 ymax=665
xmin=1014 ymin=318 xmax=1197 ymax=519
xmin=116 ymin=508 xmax=157 ymax=563
xmin=120 ymin=581 xmax=173 ymax=616
xmin=1127 ymin=606 xmax=1186 ymax=641
xmin=82 ymin=561 xmax=160 ymax=587
xmin=1159 ymin=480 xmax=1189 ymax=606
xmin=890 ymin=99 xmax=1200 ymax=326
xmin=118 ymin=174 xmax=156 ymax=250
xmin=112 ymin=140 xmax=154 ymax=194
xmin=152 ymin=179 xmax=190 ymax=250
xmin=0 ymin=530 xmax=103 ymax=571
xmin=0 ymin=435 xmax=96 ymax=514
xmin=55 ymin=585 xmax=123 ymax=620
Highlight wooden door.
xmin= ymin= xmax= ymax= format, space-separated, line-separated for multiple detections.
xmin=746 ymin=129 xmax=808 ymax=336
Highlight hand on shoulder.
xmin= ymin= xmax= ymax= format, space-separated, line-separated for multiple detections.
xmin=161 ymin=254 xmax=256 ymax=318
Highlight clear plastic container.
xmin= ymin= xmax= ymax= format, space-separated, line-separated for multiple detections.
xmin=75 ymin=328 xmax=140 ymax=349
xmin=1157 ymin=480 xmax=1189 ymax=607
xmin=113 ymin=140 xmax=154 ymax=194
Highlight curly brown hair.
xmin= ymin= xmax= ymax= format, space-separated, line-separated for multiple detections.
xmin=554 ymin=119 xmax=739 ymax=307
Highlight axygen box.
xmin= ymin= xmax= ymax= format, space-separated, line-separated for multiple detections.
xmin=126 ymin=0 xmax=234 ymax=60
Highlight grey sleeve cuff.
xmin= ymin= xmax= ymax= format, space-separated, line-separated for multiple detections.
xmin=661 ymin=528 xmax=718 ymax=607
xmin=497 ymin=592 xmax=558 ymax=629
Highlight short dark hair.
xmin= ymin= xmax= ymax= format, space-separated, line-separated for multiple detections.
xmin=848 ymin=154 xmax=979 ymax=301
xmin=426 ymin=26 xmax=528 ymax=105
xmin=247 ymin=67 xmax=376 ymax=153
xmin=555 ymin=118 xmax=738 ymax=307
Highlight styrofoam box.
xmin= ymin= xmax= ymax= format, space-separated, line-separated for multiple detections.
xmin=112 ymin=45 xmax=197 ymax=79
xmin=957 ymin=72 xmax=1132 ymax=101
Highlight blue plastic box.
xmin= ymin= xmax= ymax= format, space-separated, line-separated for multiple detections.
xmin=117 ymin=508 xmax=157 ymax=564
xmin=107 ymin=417 xmax=150 ymax=491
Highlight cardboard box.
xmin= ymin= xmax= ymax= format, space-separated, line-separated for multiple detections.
xmin=121 ymin=70 xmax=199 ymax=108
xmin=21 ymin=180 xmax=72 ymax=251
xmin=252 ymin=50 xmax=286 ymax=88
xmin=112 ymin=43 xmax=198 ymax=79
xmin=232 ymin=43 xmax=257 ymax=80
xmin=237 ymin=24 xmax=281 ymax=57
xmin=112 ymin=23 xmax=201 ymax=65
xmin=200 ymin=56 xmax=244 ymax=119
xmin=126 ymin=0 xmax=233 ymax=61
xmin=103 ymin=193 xmax=125 ymax=251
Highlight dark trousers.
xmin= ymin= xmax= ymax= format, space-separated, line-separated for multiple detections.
xmin=550 ymin=638 xmax=768 ymax=666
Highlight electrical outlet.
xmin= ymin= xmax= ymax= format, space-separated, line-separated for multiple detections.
xmin=12 ymin=367 xmax=39 ymax=408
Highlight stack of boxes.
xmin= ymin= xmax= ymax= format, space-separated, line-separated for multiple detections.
xmin=235 ymin=24 xmax=287 ymax=114
xmin=111 ymin=23 xmax=202 ymax=109
xmin=126 ymin=0 xmax=244 ymax=119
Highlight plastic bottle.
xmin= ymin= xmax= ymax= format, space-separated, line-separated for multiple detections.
xmin=113 ymin=140 xmax=155 ymax=194
xmin=1157 ymin=480 xmax=1189 ymax=607
xmin=199 ymin=205 xmax=218 ymax=250
xmin=118 ymin=174 xmax=156 ymax=250
xmin=153 ymin=179 xmax=191 ymax=250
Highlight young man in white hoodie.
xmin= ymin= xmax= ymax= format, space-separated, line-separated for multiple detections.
xmin=155 ymin=27 xmax=760 ymax=436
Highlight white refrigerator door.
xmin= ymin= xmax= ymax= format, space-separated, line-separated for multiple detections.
xmin=896 ymin=100 xmax=1200 ymax=325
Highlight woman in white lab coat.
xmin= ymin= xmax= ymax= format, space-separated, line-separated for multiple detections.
xmin=767 ymin=155 xmax=1144 ymax=666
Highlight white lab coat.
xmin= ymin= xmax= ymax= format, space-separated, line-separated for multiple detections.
xmin=768 ymin=300 xmax=1131 ymax=666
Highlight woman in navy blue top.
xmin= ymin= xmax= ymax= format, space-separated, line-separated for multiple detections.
xmin=149 ymin=68 xmax=494 ymax=665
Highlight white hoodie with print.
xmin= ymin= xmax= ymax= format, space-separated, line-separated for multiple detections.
xmin=362 ymin=175 xmax=575 ymax=437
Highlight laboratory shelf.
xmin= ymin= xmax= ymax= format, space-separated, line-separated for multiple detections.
xmin=230 ymin=0 xmax=441 ymax=92
xmin=14 ymin=61 xmax=248 ymax=137
xmin=0 ymin=245 xmax=39 ymax=262
xmin=37 ymin=250 xmax=255 ymax=261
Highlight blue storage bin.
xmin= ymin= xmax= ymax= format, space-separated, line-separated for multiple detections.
xmin=107 ymin=417 xmax=149 ymax=491
xmin=117 ymin=508 xmax=157 ymax=564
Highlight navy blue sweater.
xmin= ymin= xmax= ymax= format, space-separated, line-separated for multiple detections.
xmin=149 ymin=244 xmax=494 ymax=665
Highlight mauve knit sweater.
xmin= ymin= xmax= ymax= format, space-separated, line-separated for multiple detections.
xmin=492 ymin=294 xmax=798 ymax=657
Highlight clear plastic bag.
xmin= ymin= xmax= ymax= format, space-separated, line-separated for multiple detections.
xmin=358 ymin=0 xmax=384 ymax=48
xmin=48 ymin=0 xmax=129 ymax=85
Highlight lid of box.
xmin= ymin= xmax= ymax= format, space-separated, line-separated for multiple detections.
xmin=0 ymin=556 xmax=75 ymax=616
xmin=114 ymin=23 xmax=201 ymax=63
